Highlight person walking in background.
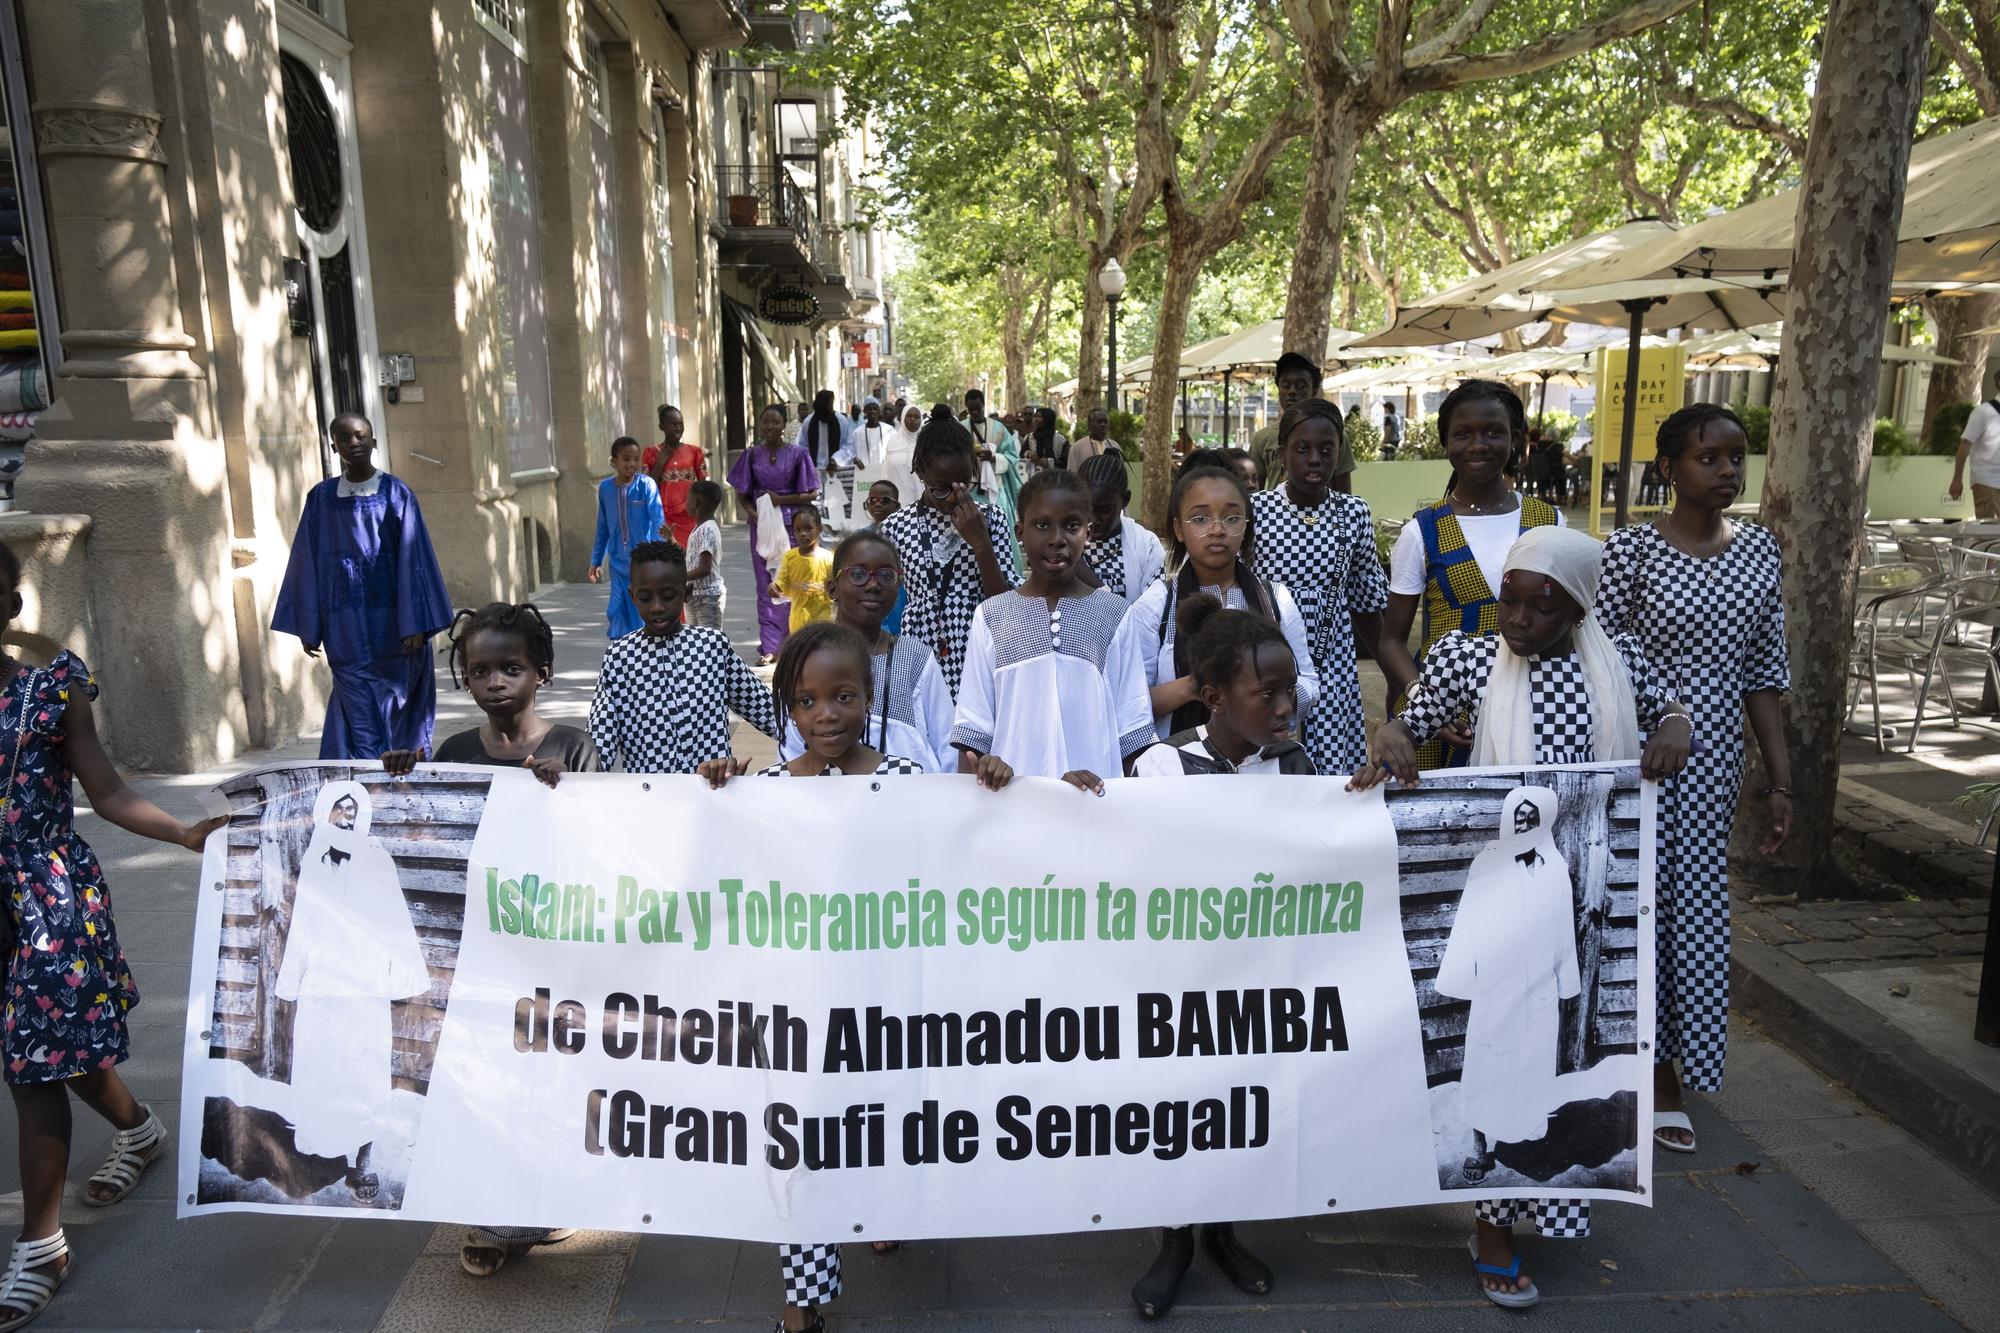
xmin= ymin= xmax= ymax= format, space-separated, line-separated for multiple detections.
xmin=274 ymin=412 xmax=453 ymax=761
xmin=643 ymin=404 xmax=707 ymax=547
xmin=682 ymin=480 xmax=728 ymax=632
xmin=1952 ymin=391 xmax=2000 ymax=518
xmin=1382 ymin=400 xmax=1404 ymax=462
xmin=729 ymin=404 xmax=821 ymax=664
xmin=1027 ymin=406 xmax=1069 ymax=471
xmin=799 ymin=390 xmax=854 ymax=525
xmin=1065 ymin=405 xmax=1120 ymax=471
xmin=771 ymin=507 xmax=835 ymax=637
xmin=590 ymin=437 xmax=665 ymax=640
xmin=1251 ymin=353 xmax=1352 ymax=494
xmin=964 ymin=388 xmax=1022 ymax=531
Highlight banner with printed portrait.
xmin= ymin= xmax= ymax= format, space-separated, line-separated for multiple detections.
xmin=178 ymin=762 xmax=1655 ymax=1240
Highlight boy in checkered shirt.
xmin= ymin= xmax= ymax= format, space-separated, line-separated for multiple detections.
xmin=589 ymin=540 xmax=779 ymax=772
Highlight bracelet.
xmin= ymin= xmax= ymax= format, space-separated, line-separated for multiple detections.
xmin=1761 ymin=786 xmax=1792 ymax=798
xmin=1661 ymin=710 xmax=1694 ymax=727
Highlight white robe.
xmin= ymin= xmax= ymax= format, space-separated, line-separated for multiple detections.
xmin=857 ymin=417 xmax=922 ymax=512
xmin=1433 ymin=786 xmax=1580 ymax=1146
xmin=274 ymin=781 xmax=432 ymax=1161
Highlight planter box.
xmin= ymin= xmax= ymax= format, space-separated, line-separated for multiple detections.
xmin=726 ymin=194 xmax=760 ymax=228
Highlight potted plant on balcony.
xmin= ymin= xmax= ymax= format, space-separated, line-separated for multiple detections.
xmin=727 ymin=192 xmax=760 ymax=227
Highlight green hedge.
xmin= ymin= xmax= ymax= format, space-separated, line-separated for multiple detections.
xmin=1928 ymin=401 xmax=1974 ymax=457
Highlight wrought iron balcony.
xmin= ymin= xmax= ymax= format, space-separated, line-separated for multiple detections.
xmin=716 ymin=164 xmax=819 ymax=273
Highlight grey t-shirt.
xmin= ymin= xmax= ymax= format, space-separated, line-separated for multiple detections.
xmin=686 ymin=519 xmax=724 ymax=599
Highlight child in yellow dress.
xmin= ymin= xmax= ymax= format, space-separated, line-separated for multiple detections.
xmin=771 ymin=506 xmax=835 ymax=636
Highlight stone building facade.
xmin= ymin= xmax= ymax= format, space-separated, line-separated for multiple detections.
xmin=0 ymin=0 xmax=886 ymax=771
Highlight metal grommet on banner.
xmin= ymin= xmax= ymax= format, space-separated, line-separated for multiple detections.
xmin=870 ymin=781 xmax=881 ymax=792
xmin=642 ymin=1213 xmax=652 ymax=1224
xmin=185 ymin=1194 xmax=194 ymax=1205
xmin=1637 ymin=1184 xmax=1647 ymax=1195
xmin=852 ymin=1223 xmax=864 ymax=1234
xmin=1640 ymin=905 xmax=1650 ymax=914
xmin=211 ymin=881 xmax=223 ymax=892
xmin=1327 ymin=1198 xmax=1337 ymax=1208
xmin=643 ymin=782 xmax=651 ymax=791
xmin=198 ymin=1029 xmax=212 ymax=1042
xmin=1091 ymin=1214 xmax=1101 ymax=1224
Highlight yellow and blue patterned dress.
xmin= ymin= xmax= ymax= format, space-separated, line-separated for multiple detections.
xmin=1408 ymin=496 xmax=1560 ymax=769
xmin=2 ymin=653 xmax=136 ymax=1084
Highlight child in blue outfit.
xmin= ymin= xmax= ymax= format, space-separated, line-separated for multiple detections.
xmin=591 ymin=436 xmax=665 ymax=638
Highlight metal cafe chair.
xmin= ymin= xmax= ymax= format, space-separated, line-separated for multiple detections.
xmin=1901 ymin=573 xmax=2000 ymax=753
xmin=1847 ymin=563 xmax=1947 ymax=752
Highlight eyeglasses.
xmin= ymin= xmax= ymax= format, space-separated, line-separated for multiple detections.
xmin=839 ymin=565 xmax=902 ymax=588
xmin=1180 ymin=514 xmax=1248 ymax=534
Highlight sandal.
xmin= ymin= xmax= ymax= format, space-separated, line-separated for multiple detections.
xmin=84 ymin=1109 xmax=164 ymax=1207
xmin=0 ymin=1231 xmax=70 ymax=1333
xmin=870 ymin=1240 xmax=902 ymax=1254
xmin=1467 ymin=1234 xmax=1539 ymax=1309
xmin=1653 ymin=1110 xmax=1697 ymax=1154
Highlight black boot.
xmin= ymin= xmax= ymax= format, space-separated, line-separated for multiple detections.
xmin=1131 ymin=1225 xmax=1195 ymax=1318
xmin=1201 ymin=1222 xmax=1272 ymax=1296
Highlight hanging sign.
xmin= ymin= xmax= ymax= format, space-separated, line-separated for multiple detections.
xmin=760 ymin=285 xmax=820 ymax=326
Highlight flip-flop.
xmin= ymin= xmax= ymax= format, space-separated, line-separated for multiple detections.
xmin=1653 ymin=1110 xmax=1698 ymax=1154
xmin=1467 ymin=1235 xmax=1539 ymax=1309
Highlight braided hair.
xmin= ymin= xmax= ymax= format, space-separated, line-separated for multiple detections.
xmin=1161 ymin=464 xmax=1277 ymax=735
xmin=1656 ymin=402 xmax=1747 ymax=467
xmin=771 ymin=620 xmax=875 ymax=722
xmin=1176 ymin=593 xmax=1294 ymax=697
xmin=1016 ymin=465 xmax=1089 ymax=517
xmin=1276 ymin=396 xmax=1346 ymax=453
xmin=630 ymin=538 xmax=686 ymax=574
xmin=445 ymin=602 xmax=555 ymax=688
xmin=912 ymin=403 xmax=974 ymax=481
xmin=1076 ymin=451 xmax=1129 ymax=501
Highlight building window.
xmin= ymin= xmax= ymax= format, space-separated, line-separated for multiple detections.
xmin=482 ymin=26 xmax=556 ymax=475
xmin=472 ymin=0 xmax=527 ymax=57
xmin=581 ymin=31 xmax=610 ymax=129
xmin=283 ymin=0 xmax=345 ymax=30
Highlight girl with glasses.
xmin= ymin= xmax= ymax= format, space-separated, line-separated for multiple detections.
xmin=776 ymin=531 xmax=955 ymax=772
xmin=1122 ymin=463 xmax=1319 ymax=747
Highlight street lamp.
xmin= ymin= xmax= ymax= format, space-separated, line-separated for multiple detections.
xmin=1099 ymin=257 xmax=1127 ymax=413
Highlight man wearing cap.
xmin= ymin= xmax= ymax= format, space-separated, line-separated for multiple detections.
xmin=1251 ymin=351 xmax=1353 ymax=492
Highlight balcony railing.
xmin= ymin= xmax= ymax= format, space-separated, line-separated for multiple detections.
xmin=717 ymin=164 xmax=814 ymax=248
xmin=813 ymin=224 xmax=847 ymax=280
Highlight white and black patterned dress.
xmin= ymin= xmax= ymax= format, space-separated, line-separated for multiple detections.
xmin=878 ymin=502 xmax=1019 ymax=698
xmin=588 ymin=626 xmax=778 ymax=773
xmin=1250 ymin=489 xmax=1389 ymax=773
xmin=763 ymin=755 xmax=920 ymax=1309
xmin=950 ymin=589 xmax=1155 ymax=778
xmin=1597 ymin=521 xmax=1789 ymax=1093
xmin=1397 ymin=627 xmax=1673 ymax=1241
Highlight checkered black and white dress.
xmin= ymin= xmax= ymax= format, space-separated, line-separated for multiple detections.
xmin=762 ymin=756 xmax=919 ymax=1309
xmin=1396 ymin=627 xmax=1673 ymax=1242
xmin=1598 ymin=520 xmax=1789 ymax=1093
xmin=1084 ymin=514 xmax=1165 ymax=607
xmin=878 ymin=502 xmax=1019 ymax=698
xmin=588 ymin=626 xmax=779 ymax=773
xmin=1250 ymin=489 xmax=1390 ymax=773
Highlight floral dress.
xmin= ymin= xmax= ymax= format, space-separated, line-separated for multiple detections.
xmin=2 ymin=653 xmax=135 ymax=1084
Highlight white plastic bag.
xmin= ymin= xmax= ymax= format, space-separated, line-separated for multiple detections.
xmin=822 ymin=470 xmax=850 ymax=532
xmin=754 ymin=494 xmax=790 ymax=568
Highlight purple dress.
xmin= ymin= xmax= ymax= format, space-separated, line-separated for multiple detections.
xmin=727 ymin=443 xmax=820 ymax=654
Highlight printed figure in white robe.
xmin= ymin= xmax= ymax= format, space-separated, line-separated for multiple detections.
xmin=1436 ymin=786 xmax=1580 ymax=1181
xmin=273 ymin=781 xmax=431 ymax=1203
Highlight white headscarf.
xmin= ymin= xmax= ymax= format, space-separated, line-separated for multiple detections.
xmin=1470 ymin=527 xmax=1639 ymax=767
xmin=859 ymin=405 xmax=924 ymax=515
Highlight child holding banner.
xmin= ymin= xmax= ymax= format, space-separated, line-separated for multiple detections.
xmin=776 ymin=532 xmax=954 ymax=772
xmin=590 ymin=541 xmax=780 ymax=774
xmin=1596 ymin=404 xmax=1791 ymax=1153
xmin=1351 ymin=524 xmax=1693 ymax=1309
xmin=0 ymin=546 xmax=225 ymax=1331
xmin=949 ymin=470 xmax=1153 ymax=790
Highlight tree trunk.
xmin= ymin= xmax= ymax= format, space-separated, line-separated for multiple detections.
xmin=1921 ymin=291 xmax=2000 ymax=439
xmin=1140 ymin=231 xmax=1206 ymax=532
xmin=1280 ymin=94 xmax=1366 ymax=357
xmin=1076 ymin=254 xmax=1109 ymax=418
xmin=1757 ymin=0 xmax=1935 ymax=899
xmin=999 ymin=268 xmax=1029 ymax=417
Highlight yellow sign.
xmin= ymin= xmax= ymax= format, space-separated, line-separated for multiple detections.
xmin=1589 ymin=343 xmax=1687 ymax=536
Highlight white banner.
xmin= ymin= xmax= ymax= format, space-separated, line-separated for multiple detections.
xmin=180 ymin=763 xmax=1655 ymax=1241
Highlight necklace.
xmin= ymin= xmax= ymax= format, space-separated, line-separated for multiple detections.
xmin=1450 ymin=488 xmax=1514 ymax=516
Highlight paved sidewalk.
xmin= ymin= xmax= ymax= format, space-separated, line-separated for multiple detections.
xmin=5 ymin=550 xmax=1995 ymax=1331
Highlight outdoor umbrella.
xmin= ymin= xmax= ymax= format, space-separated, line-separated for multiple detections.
xmin=1681 ymin=323 xmax=1958 ymax=368
xmin=1536 ymin=118 xmax=2000 ymax=288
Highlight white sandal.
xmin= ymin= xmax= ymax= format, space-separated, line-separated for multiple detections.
xmin=0 ymin=1230 xmax=70 ymax=1332
xmin=84 ymin=1109 xmax=164 ymax=1207
xmin=1653 ymin=1109 xmax=1698 ymax=1154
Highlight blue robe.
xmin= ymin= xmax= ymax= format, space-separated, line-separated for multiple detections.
xmin=273 ymin=472 xmax=454 ymax=760
xmin=591 ymin=474 xmax=665 ymax=638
